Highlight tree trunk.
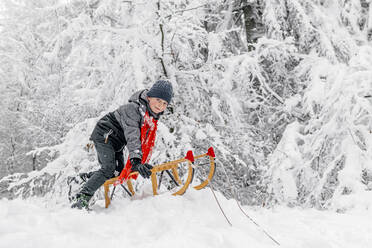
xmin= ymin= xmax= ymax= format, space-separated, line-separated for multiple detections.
xmin=242 ymin=4 xmax=256 ymax=51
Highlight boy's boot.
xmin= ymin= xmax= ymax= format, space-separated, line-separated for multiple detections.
xmin=67 ymin=172 xmax=93 ymax=203
xmin=71 ymin=193 xmax=92 ymax=210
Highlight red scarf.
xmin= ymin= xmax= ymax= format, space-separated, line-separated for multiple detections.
xmin=117 ymin=111 xmax=158 ymax=184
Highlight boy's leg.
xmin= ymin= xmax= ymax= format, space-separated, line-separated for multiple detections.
xmin=79 ymin=142 xmax=116 ymax=197
xmin=115 ymin=151 xmax=124 ymax=175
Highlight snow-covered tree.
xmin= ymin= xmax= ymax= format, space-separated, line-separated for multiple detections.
xmin=1 ymin=0 xmax=371 ymax=211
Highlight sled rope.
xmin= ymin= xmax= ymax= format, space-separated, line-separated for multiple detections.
xmin=209 ymin=181 xmax=232 ymax=226
xmin=218 ymin=159 xmax=280 ymax=246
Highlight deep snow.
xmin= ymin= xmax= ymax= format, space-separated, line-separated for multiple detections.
xmin=1 ymin=188 xmax=371 ymax=248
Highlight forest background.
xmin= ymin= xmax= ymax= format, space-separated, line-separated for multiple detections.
xmin=0 ymin=0 xmax=371 ymax=212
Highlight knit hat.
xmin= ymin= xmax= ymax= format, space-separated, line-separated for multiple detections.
xmin=147 ymin=80 xmax=173 ymax=103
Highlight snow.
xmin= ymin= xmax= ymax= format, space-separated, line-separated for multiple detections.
xmin=1 ymin=188 xmax=371 ymax=248
xmin=195 ymin=129 xmax=207 ymax=140
xmin=1 ymin=1 xmax=372 ymax=247
xmin=269 ymin=122 xmax=303 ymax=203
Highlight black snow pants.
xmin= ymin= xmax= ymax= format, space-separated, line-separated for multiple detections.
xmin=80 ymin=141 xmax=124 ymax=197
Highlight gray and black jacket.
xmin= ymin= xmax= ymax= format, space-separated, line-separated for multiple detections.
xmin=90 ymin=90 xmax=161 ymax=160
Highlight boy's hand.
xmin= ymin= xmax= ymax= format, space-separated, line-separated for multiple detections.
xmin=130 ymin=158 xmax=153 ymax=179
xmin=138 ymin=163 xmax=153 ymax=178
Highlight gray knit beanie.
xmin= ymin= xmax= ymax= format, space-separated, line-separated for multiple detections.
xmin=147 ymin=80 xmax=173 ymax=103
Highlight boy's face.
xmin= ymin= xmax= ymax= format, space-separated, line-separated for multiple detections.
xmin=147 ymin=97 xmax=168 ymax=114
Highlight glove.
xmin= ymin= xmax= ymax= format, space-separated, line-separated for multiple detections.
xmin=130 ymin=158 xmax=153 ymax=179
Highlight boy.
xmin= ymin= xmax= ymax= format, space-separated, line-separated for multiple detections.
xmin=71 ymin=80 xmax=173 ymax=209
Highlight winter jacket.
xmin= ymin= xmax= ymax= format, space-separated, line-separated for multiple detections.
xmin=90 ymin=90 xmax=161 ymax=160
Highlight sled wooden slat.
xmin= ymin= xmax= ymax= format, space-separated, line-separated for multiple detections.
xmin=193 ymin=155 xmax=216 ymax=190
xmin=103 ymin=176 xmax=137 ymax=208
xmin=172 ymin=161 xmax=194 ymax=195
xmin=103 ymin=177 xmax=116 ymax=208
xmin=151 ymin=161 xmax=194 ymax=196
xmin=127 ymin=179 xmax=135 ymax=195
xmin=171 ymin=167 xmax=182 ymax=184
xmin=151 ymin=171 xmax=158 ymax=195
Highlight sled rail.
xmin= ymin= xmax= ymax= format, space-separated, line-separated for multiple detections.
xmin=103 ymin=147 xmax=216 ymax=208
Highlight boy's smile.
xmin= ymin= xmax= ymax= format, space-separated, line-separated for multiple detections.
xmin=147 ymin=97 xmax=168 ymax=114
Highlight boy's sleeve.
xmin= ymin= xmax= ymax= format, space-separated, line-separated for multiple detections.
xmin=116 ymin=103 xmax=143 ymax=160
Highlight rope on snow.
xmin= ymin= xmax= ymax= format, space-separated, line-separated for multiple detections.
xmin=214 ymin=159 xmax=281 ymax=246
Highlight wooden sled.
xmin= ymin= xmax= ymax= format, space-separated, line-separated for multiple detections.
xmin=103 ymin=147 xmax=216 ymax=208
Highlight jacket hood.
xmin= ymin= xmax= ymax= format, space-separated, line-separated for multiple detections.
xmin=128 ymin=89 xmax=147 ymax=104
xmin=128 ymin=89 xmax=162 ymax=119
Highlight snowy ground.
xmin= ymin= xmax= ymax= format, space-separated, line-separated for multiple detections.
xmin=1 ymin=188 xmax=371 ymax=248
